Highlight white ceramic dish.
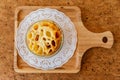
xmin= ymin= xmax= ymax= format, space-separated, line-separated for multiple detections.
xmin=16 ymin=8 xmax=77 ymax=70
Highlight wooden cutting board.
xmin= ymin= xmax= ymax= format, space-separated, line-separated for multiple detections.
xmin=14 ymin=6 xmax=114 ymax=73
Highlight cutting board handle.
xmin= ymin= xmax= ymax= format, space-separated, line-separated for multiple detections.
xmin=78 ymin=22 xmax=114 ymax=52
xmin=78 ymin=30 xmax=114 ymax=56
xmin=89 ymin=31 xmax=114 ymax=49
xmin=78 ymin=23 xmax=114 ymax=57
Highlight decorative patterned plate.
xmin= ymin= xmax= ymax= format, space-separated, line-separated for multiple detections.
xmin=15 ymin=8 xmax=77 ymax=70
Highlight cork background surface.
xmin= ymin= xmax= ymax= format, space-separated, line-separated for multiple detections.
xmin=0 ymin=0 xmax=120 ymax=80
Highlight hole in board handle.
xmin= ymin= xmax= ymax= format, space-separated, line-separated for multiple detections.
xmin=102 ymin=37 xmax=108 ymax=43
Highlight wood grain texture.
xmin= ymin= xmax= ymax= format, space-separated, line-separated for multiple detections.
xmin=14 ymin=6 xmax=113 ymax=73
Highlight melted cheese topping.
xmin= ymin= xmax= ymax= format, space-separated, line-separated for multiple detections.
xmin=26 ymin=20 xmax=62 ymax=56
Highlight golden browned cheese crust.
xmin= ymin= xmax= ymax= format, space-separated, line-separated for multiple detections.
xmin=26 ymin=20 xmax=62 ymax=56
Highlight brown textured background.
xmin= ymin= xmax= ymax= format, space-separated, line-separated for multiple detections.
xmin=0 ymin=0 xmax=120 ymax=80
